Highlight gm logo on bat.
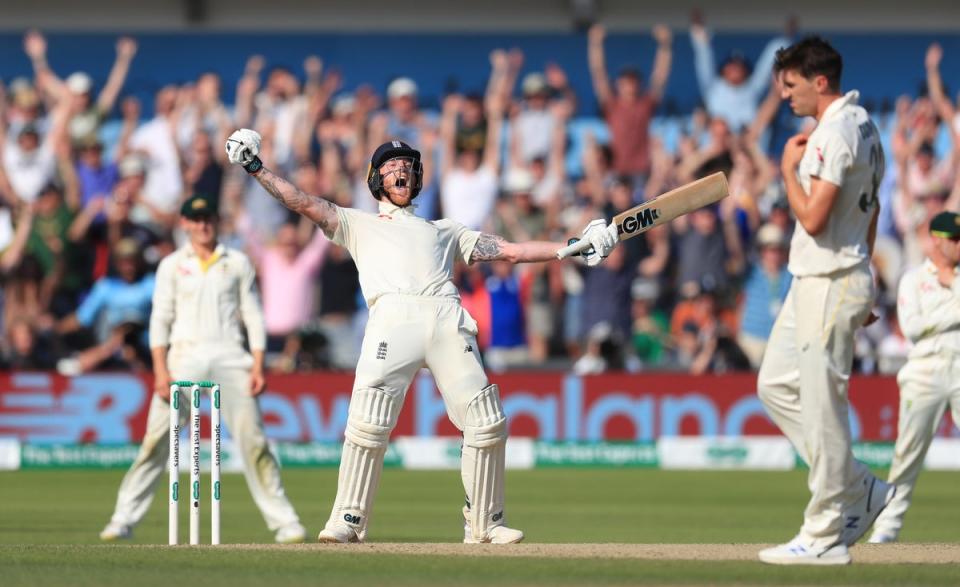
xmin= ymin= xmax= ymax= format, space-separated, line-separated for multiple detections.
xmin=618 ymin=208 xmax=660 ymax=235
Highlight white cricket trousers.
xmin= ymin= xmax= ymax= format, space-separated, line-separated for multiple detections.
xmin=757 ymin=263 xmax=874 ymax=549
xmin=107 ymin=343 xmax=300 ymax=532
xmin=872 ymin=354 xmax=960 ymax=538
xmin=325 ymin=294 xmax=495 ymax=536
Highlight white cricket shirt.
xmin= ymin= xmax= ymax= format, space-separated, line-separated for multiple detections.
xmin=897 ymin=259 xmax=960 ymax=359
xmin=149 ymin=243 xmax=267 ymax=351
xmin=332 ymin=200 xmax=481 ymax=306
xmin=788 ymin=91 xmax=885 ymax=277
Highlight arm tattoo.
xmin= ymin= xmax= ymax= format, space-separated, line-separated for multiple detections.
xmin=254 ymin=168 xmax=337 ymax=233
xmin=471 ymin=233 xmax=507 ymax=262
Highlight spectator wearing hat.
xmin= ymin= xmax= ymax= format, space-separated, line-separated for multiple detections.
xmin=368 ymin=76 xmax=435 ymax=152
xmin=688 ymin=11 xmax=790 ymax=131
xmin=74 ymin=134 xmax=119 ymax=214
xmin=737 ymin=223 xmax=792 ymax=368
xmin=23 ymin=30 xmax=137 ymax=142
xmin=587 ymin=23 xmax=672 ymax=181
xmin=54 ymin=237 xmax=155 ymax=375
xmin=1 ymin=82 xmax=72 ymax=204
xmin=511 ymin=59 xmax=575 ymax=164
xmin=122 ymin=87 xmax=184 ymax=228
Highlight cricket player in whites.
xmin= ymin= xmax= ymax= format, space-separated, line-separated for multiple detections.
xmin=225 ymin=131 xmax=618 ymax=543
xmin=756 ymin=36 xmax=894 ymax=565
xmin=99 ymin=195 xmax=307 ymax=543
xmin=868 ymin=211 xmax=960 ymax=543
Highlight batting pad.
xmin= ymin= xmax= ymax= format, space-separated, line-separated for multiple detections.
xmin=462 ymin=384 xmax=508 ymax=541
xmin=328 ymin=387 xmax=399 ymax=538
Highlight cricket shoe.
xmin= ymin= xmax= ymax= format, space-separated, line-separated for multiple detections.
xmin=758 ymin=537 xmax=851 ymax=566
xmin=99 ymin=522 xmax=132 ymax=542
xmin=840 ymin=474 xmax=896 ymax=546
xmin=867 ymin=530 xmax=898 ymax=544
xmin=274 ymin=522 xmax=308 ymax=544
xmin=462 ymin=507 xmax=524 ymax=544
xmin=317 ymin=521 xmax=362 ymax=544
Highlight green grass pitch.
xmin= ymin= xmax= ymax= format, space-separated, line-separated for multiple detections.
xmin=1 ymin=468 xmax=958 ymax=586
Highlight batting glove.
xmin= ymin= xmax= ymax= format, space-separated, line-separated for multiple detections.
xmin=225 ymin=128 xmax=263 ymax=173
xmin=581 ymin=219 xmax=618 ymax=267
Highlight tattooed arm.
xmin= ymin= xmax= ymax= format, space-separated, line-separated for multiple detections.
xmin=470 ymin=233 xmax=566 ymax=264
xmin=252 ymin=167 xmax=340 ymax=238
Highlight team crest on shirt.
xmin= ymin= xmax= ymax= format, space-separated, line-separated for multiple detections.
xmin=816 ymin=147 xmax=824 ymax=162
xmin=378 ymin=214 xmax=393 ymax=220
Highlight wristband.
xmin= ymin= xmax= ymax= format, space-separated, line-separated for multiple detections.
xmin=243 ymin=156 xmax=263 ymax=174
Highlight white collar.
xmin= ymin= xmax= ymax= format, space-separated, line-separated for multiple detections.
xmin=377 ymin=199 xmax=417 ymax=216
xmin=924 ymin=257 xmax=959 ymax=275
xmin=821 ymin=90 xmax=859 ymax=122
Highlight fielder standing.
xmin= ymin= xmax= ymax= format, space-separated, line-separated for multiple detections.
xmin=224 ymin=130 xmax=617 ymax=543
xmin=868 ymin=211 xmax=960 ymax=543
xmin=756 ymin=37 xmax=893 ymax=565
xmin=99 ymin=194 xmax=307 ymax=543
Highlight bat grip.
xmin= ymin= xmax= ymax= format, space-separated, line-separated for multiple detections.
xmin=556 ymin=237 xmax=594 ymax=260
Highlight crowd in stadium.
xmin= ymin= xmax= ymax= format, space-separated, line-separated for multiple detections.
xmin=0 ymin=19 xmax=957 ymax=376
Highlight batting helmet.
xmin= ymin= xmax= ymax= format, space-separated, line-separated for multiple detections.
xmin=366 ymin=140 xmax=423 ymax=201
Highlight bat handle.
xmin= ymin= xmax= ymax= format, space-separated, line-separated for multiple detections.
xmin=556 ymin=237 xmax=594 ymax=260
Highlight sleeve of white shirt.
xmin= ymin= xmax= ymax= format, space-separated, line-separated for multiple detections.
xmin=809 ymin=131 xmax=853 ymax=187
xmin=237 ymin=253 xmax=267 ymax=352
xmin=456 ymin=223 xmax=482 ymax=264
xmin=332 ymin=207 xmax=358 ymax=253
xmin=897 ymin=268 xmax=960 ymax=343
xmin=149 ymin=255 xmax=177 ymax=349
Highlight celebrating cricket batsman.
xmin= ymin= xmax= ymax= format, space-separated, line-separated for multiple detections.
xmin=867 ymin=211 xmax=960 ymax=543
xmin=755 ymin=37 xmax=893 ymax=565
xmin=225 ymin=131 xmax=618 ymax=543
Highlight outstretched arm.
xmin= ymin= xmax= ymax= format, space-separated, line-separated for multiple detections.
xmin=251 ymin=167 xmax=340 ymax=238
xmin=470 ymin=233 xmax=566 ymax=264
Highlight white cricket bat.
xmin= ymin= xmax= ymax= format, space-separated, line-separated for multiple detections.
xmin=556 ymin=172 xmax=729 ymax=260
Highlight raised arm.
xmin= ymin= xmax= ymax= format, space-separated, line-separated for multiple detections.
xmin=96 ymin=37 xmax=137 ymax=114
xmin=649 ymin=24 xmax=673 ymax=102
xmin=252 ymin=166 xmax=340 ymax=238
xmin=225 ymin=127 xmax=341 ymax=236
xmin=689 ymin=13 xmax=716 ymax=97
xmin=587 ymin=24 xmax=613 ymax=110
xmin=746 ymin=34 xmax=790 ymax=99
xmin=926 ymin=44 xmax=957 ymax=138
xmin=470 ymin=233 xmax=566 ymax=264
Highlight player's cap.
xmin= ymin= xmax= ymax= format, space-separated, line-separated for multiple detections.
xmin=370 ymin=140 xmax=420 ymax=169
xmin=118 ymin=154 xmax=146 ymax=178
xmin=757 ymin=223 xmax=787 ymax=249
xmin=522 ymin=73 xmax=548 ymax=96
xmin=66 ymin=72 xmax=94 ymax=95
xmin=631 ymin=277 xmax=660 ymax=302
xmin=502 ymin=167 xmax=535 ymax=194
xmin=929 ymin=211 xmax=960 ymax=239
xmin=387 ymin=77 xmax=418 ymax=99
xmin=180 ymin=194 xmax=219 ymax=219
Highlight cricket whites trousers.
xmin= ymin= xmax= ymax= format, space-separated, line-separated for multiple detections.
xmin=106 ymin=343 xmax=301 ymax=532
xmin=325 ymin=294 xmax=509 ymax=541
xmin=871 ymin=353 xmax=960 ymax=538
xmin=757 ymin=263 xmax=874 ymax=549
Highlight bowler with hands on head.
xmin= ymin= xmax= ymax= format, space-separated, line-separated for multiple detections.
xmin=99 ymin=194 xmax=307 ymax=544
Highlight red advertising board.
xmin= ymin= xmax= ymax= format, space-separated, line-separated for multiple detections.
xmin=0 ymin=371 xmax=953 ymax=443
